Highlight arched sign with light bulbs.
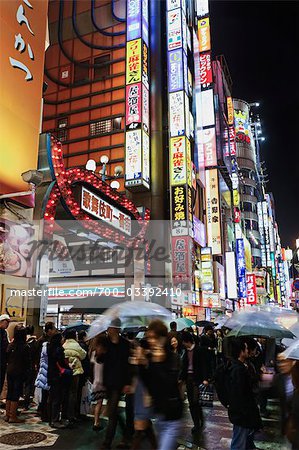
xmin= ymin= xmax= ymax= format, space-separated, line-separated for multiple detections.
xmin=42 ymin=136 xmax=150 ymax=246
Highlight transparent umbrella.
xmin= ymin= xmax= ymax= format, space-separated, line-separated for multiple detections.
xmin=87 ymin=301 xmax=172 ymax=339
xmin=175 ymin=317 xmax=194 ymax=331
xmin=282 ymin=321 xmax=299 ymax=347
xmin=224 ymin=310 xmax=296 ymax=339
xmin=281 ymin=339 xmax=299 ymax=360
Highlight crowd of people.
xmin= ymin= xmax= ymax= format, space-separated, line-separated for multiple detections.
xmin=1 ymin=312 xmax=299 ymax=450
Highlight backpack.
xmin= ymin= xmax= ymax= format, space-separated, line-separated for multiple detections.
xmin=214 ymin=360 xmax=231 ymax=408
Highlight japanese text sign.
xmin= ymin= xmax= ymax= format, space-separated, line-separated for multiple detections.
xmin=0 ymin=0 xmax=48 ymax=201
xmin=246 ymin=273 xmax=257 ymax=305
xmin=205 ymin=169 xmax=222 ymax=255
xmin=81 ymin=187 xmax=132 ymax=236
xmin=126 ymin=39 xmax=142 ymax=85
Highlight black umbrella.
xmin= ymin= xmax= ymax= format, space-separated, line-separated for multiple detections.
xmin=195 ymin=320 xmax=216 ymax=328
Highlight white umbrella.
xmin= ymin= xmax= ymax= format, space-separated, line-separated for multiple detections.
xmin=87 ymin=300 xmax=172 ymax=339
xmin=282 ymin=339 xmax=299 ymax=360
xmin=282 ymin=321 xmax=299 ymax=347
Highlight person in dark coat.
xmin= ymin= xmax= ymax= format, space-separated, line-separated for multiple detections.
xmin=0 ymin=314 xmax=10 ymax=397
xmin=47 ymin=332 xmax=72 ymax=428
xmin=139 ymin=320 xmax=183 ymax=450
xmin=273 ymin=353 xmax=295 ymax=437
xmin=200 ymin=325 xmax=217 ymax=376
xmin=228 ymin=338 xmax=262 ymax=450
xmin=77 ymin=330 xmax=90 ymax=418
xmin=24 ymin=325 xmax=38 ymax=409
xmin=99 ymin=318 xmax=132 ymax=450
xmin=6 ymin=325 xmax=30 ymax=423
xmin=36 ymin=322 xmax=57 ymax=365
xmin=180 ymin=331 xmax=210 ymax=433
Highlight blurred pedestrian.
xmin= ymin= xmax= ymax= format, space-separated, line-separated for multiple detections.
xmin=180 ymin=331 xmax=209 ymax=433
xmin=35 ymin=340 xmax=50 ymax=422
xmin=6 ymin=325 xmax=30 ymax=423
xmin=273 ymin=354 xmax=295 ymax=440
xmin=216 ymin=329 xmax=224 ymax=366
xmin=77 ymin=330 xmax=90 ymax=419
xmin=48 ymin=332 xmax=72 ymax=428
xmin=63 ymin=329 xmax=87 ymax=424
xmin=139 ymin=319 xmax=183 ymax=450
xmin=0 ymin=314 xmax=10 ymax=397
xmin=89 ymin=334 xmax=107 ymax=431
xmin=286 ymin=361 xmax=299 ymax=449
xmin=228 ymin=338 xmax=262 ymax=450
xmin=130 ymin=338 xmax=157 ymax=450
xmin=99 ymin=318 xmax=132 ymax=450
xmin=23 ymin=325 xmax=38 ymax=410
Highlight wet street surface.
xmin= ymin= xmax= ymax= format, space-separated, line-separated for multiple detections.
xmin=0 ymin=397 xmax=289 ymax=450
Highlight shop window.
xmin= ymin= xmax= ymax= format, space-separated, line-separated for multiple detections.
xmin=94 ymin=54 xmax=110 ymax=80
xmin=57 ymin=117 xmax=68 ymax=142
xmin=74 ymin=60 xmax=90 ymax=84
xmin=90 ymin=117 xmax=122 ymax=136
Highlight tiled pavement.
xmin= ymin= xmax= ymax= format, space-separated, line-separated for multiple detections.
xmin=0 ymin=398 xmax=290 ymax=450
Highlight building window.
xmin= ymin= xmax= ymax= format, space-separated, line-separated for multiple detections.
xmin=74 ymin=60 xmax=90 ymax=84
xmin=57 ymin=117 xmax=68 ymax=142
xmin=94 ymin=54 xmax=110 ymax=80
xmin=90 ymin=118 xmax=122 ymax=136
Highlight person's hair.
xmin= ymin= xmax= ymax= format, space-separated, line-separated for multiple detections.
xmin=49 ymin=332 xmax=62 ymax=348
xmin=204 ymin=325 xmax=214 ymax=333
xmin=13 ymin=325 xmax=27 ymax=346
xmin=89 ymin=334 xmax=107 ymax=356
xmin=64 ymin=329 xmax=77 ymax=340
xmin=170 ymin=321 xmax=177 ymax=331
xmin=78 ymin=330 xmax=87 ymax=341
xmin=291 ymin=361 xmax=299 ymax=389
xmin=216 ymin=329 xmax=224 ymax=337
xmin=168 ymin=331 xmax=182 ymax=352
xmin=148 ymin=319 xmax=168 ymax=338
xmin=231 ymin=337 xmax=247 ymax=359
xmin=243 ymin=337 xmax=258 ymax=352
xmin=181 ymin=331 xmax=195 ymax=344
xmin=45 ymin=322 xmax=55 ymax=333
xmin=26 ymin=325 xmax=34 ymax=335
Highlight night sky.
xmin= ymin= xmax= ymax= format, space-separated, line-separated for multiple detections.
xmin=209 ymin=1 xmax=299 ymax=248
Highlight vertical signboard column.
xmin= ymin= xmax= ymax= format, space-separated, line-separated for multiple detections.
xmin=167 ymin=0 xmax=193 ymax=298
xmin=125 ymin=0 xmax=150 ymax=191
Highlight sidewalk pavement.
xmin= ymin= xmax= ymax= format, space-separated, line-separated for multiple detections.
xmin=0 ymin=397 xmax=290 ymax=450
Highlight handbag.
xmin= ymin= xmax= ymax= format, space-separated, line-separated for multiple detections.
xmin=80 ymin=380 xmax=92 ymax=415
xmin=56 ymin=361 xmax=73 ymax=378
xmin=199 ymin=383 xmax=214 ymax=407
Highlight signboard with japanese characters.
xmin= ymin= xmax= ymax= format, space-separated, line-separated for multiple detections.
xmin=196 ymin=0 xmax=209 ymax=17
xmin=142 ymin=85 xmax=149 ymax=133
xmin=0 ymin=0 xmax=48 ymax=203
xmin=171 ymin=185 xmax=188 ymax=222
xmin=169 ymin=136 xmax=187 ymax=185
xmin=246 ymin=273 xmax=257 ymax=305
xmin=201 ymin=247 xmax=214 ymax=291
xmin=227 ymin=96 xmax=234 ymax=125
xmin=236 ymin=238 xmax=247 ymax=300
xmin=125 ymin=0 xmax=150 ymax=191
xmin=168 ymin=49 xmax=184 ymax=92
xmin=81 ymin=187 xmax=132 ymax=236
xmin=205 ymin=169 xmax=222 ymax=255
xmin=199 ymin=52 xmax=212 ymax=88
xmin=193 ymin=217 xmax=206 ymax=247
xmin=198 ymin=17 xmax=211 ymax=52
xmin=169 ymin=91 xmax=185 ymax=136
xmin=198 ymin=127 xmax=217 ymax=167
xmin=167 ymin=9 xmax=182 ymax=51
xmin=126 ymin=83 xmax=142 ymax=127
xmin=125 ymin=129 xmax=142 ymax=181
xmin=202 ymin=292 xmax=221 ymax=308
xmin=126 ymin=39 xmax=142 ymax=85
xmin=127 ymin=0 xmax=142 ymax=41
xmin=172 ymin=236 xmax=190 ymax=283
xmin=167 ymin=0 xmax=181 ymax=11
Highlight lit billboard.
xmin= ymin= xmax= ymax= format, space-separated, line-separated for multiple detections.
xmin=0 ymin=0 xmax=48 ymax=202
xmin=198 ymin=127 xmax=217 ymax=167
xmin=198 ymin=17 xmax=211 ymax=52
xmin=200 ymin=89 xmax=215 ymax=127
xmin=205 ymin=169 xmax=222 ymax=255
xmin=168 ymin=49 xmax=184 ymax=92
xmin=169 ymin=136 xmax=187 ymax=185
xmin=246 ymin=273 xmax=257 ymax=305
xmin=167 ymin=9 xmax=182 ymax=51
xmin=236 ymin=238 xmax=247 ymax=299
xmin=169 ymin=91 xmax=185 ymax=136
xmin=199 ymin=52 xmax=212 ymax=87
xmin=126 ymin=39 xmax=142 ymax=85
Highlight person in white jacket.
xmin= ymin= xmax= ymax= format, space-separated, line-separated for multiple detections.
xmin=63 ymin=329 xmax=87 ymax=423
